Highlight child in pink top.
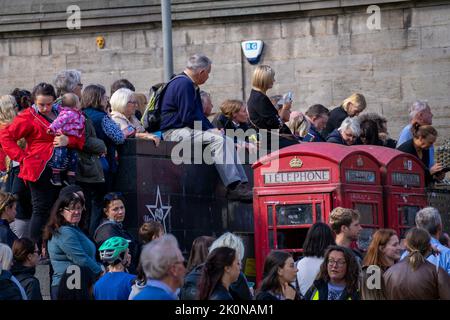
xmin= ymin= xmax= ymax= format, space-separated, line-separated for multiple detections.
xmin=48 ymin=93 xmax=85 ymax=185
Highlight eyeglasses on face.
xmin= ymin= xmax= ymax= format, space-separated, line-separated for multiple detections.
xmin=328 ymin=259 xmax=346 ymax=267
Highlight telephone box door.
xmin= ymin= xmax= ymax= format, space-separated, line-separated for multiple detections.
xmin=255 ymin=193 xmax=332 ymax=282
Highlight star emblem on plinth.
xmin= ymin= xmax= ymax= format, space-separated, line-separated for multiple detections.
xmin=145 ymin=186 xmax=172 ymax=232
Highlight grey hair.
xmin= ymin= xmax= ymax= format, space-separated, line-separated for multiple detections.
xmin=209 ymin=232 xmax=245 ymax=261
xmin=409 ymin=100 xmax=429 ymax=121
xmin=140 ymin=234 xmax=181 ymax=280
xmin=110 ymin=88 xmax=134 ymax=114
xmin=54 ymin=69 xmax=82 ymax=96
xmin=0 ymin=243 xmax=13 ymax=274
xmin=415 ymin=207 xmax=442 ymax=236
xmin=338 ymin=117 xmax=361 ymax=136
xmin=186 ymin=54 xmax=212 ymax=71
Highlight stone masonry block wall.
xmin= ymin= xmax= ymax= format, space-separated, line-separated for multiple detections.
xmin=0 ymin=1 xmax=449 ymax=143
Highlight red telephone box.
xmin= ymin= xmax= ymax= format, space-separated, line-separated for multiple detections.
xmin=252 ymin=143 xmax=383 ymax=282
xmin=352 ymin=145 xmax=427 ymax=237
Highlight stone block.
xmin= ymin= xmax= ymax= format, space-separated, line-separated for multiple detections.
xmin=310 ymin=15 xmax=338 ymax=36
xmin=0 ymin=40 xmax=9 ymax=56
xmin=294 ymin=54 xmax=373 ymax=79
xmin=410 ymin=4 xmax=450 ymax=27
xmin=421 ymin=25 xmax=450 ymax=49
xmin=172 ymin=24 xmax=226 ymax=46
xmin=350 ymin=29 xmax=412 ymax=54
xmin=281 ymin=17 xmax=310 ymax=38
xmin=225 ymin=20 xmax=281 ymax=42
xmin=118 ymin=68 xmax=164 ymax=93
xmin=4 ymin=55 xmax=66 ymax=78
xmin=338 ymin=8 xmax=403 ymax=35
xmin=122 ymin=30 xmax=148 ymax=50
xmin=332 ymin=76 xmax=402 ymax=105
xmin=399 ymin=47 xmax=450 ymax=76
xmin=10 ymin=37 xmax=41 ymax=56
xmin=204 ymin=63 xmax=241 ymax=87
xmin=401 ymin=73 xmax=450 ymax=105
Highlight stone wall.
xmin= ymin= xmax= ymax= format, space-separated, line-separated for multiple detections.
xmin=0 ymin=0 xmax=449 ymax=142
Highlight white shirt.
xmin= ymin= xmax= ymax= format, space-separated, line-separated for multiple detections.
xmin=296 ymin=256 xmax=324 ymax=296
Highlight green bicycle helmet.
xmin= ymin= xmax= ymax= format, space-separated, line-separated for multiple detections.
xmin=99 ymin=236 xmax=130 ymax=263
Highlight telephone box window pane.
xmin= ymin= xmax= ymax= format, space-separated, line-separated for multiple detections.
xmin=345 ymin=170 xmax=376 ymax=184
xmin=276 ymin=204 xmax=313 ymax=225
xmin=315 ymin=203 xmax=322 ymax=222
xmin=268 ymin=206 xmax=273 ymax=227
xmin=269 ymin=230 xmax=275 ymax=248
xmin=354 ymin=203 xmax=376 ymax=225
xmin=358 ymin=228 xmax=376 ymax=251
xmin=273 ymin=228 xmax=307 ymax=249
xmin=399 ymin=206 xmax=420 ymax=226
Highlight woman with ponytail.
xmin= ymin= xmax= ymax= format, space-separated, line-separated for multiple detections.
xmin=384 ymin=228 xmax=450 ymax=299
xmin=397 ymin=124 xmax=444 ymax=184
xmin=197 ymin=247 xmax=240 ymax=300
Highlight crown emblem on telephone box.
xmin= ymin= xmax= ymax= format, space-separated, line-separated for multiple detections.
xmin=289 ymin=157 xmax=303 ymax=168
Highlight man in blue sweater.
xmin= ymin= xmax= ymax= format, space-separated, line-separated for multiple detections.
xmin=160 ymin=54 xmax=251 ymax=201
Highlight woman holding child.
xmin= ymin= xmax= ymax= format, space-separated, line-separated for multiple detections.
xmin=0 ymin=82 xmax=85 ymax=247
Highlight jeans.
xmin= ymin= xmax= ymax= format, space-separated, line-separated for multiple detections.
xmin=163 ymin=127 xmax=248 ymax=187
xmin=50 ymin=147 xmax=78 ymax=172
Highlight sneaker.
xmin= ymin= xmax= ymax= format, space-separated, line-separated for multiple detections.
xmin=226 ymin=183 xmax=253 ymax=202
xmin=50 ymin=174 xmax=62 ymax=186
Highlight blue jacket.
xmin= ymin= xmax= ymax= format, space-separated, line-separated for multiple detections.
xmin=47 ymin=225 xmax=102 ymax=287
xmin=160 ymin=74 xmax=213 ymax=132
xmin=0 ymin=270 xmax=24 ymax=300
xmin=133 ymin=281 xmax=177 ymax=300
xmin=84 ymin=107 xmax=124 ymax=173
xmin=0 ymin=219 xmax=18 ymax=248
xmin=326 ymin=129 xmax=346 ymax=145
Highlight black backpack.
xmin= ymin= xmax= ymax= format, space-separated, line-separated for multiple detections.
xmin=141 ymin=75 xmax=187 ymax=132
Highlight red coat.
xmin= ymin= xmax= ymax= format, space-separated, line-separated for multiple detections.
xmin=0 ymin=107 xmax=85 ymax=182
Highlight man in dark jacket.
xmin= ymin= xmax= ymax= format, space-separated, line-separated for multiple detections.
xmin=160 ymin=54 xmax=251 ymax=202
xmin=303 ymin=104 xmax=329 ymax=143
xmin=10 ymin=264 xmax=43 ymax=300
xmin=0 ymin=270 xmax=25 ymax=300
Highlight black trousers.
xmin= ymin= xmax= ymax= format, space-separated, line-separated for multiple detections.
xmin=28 ymin=166 xmax=60 ymax=247
xmin=76 ymin=181 xmax=106 ymax=237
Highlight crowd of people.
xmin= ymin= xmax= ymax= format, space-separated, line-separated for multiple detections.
xmin=0 ymin=53 xmax=449 ymax=300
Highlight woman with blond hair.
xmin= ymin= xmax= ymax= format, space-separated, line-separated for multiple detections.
xmin=360 ymin=229 xmax=401 ymax=300
xmin=384 ymin=227 xmax=450 ymax=299
xmin=324 ymin=93 xmax=366 ymax=138
xmin=247 ymin=65 xmax=298 ymax=151
xmin=212 ymin=99 xmax=250 ymax=132
xmin=287 ymin=111 xmax=310 ymax=141
xmin=0 ymin=95 xmax=18 ymax=176
xmin=0 ymin=95 xmax=31 ymax=239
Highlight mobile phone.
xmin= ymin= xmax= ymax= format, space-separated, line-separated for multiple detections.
xmin=285 ymin=91 xmax=293 ymax=102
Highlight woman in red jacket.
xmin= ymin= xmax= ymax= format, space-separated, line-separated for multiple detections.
xmin=0 ymin=83 xmax=85 ymax=248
